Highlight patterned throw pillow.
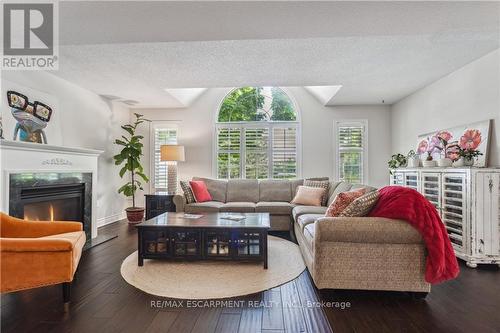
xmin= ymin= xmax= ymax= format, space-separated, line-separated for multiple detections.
xmin=340 ymin=190 xmax=380 ymax=217
xmin=325 ymin=188 xmax=366 ymax=217
xmin=304 ymin=180 xmax=329 ymax=206
xmin=180 ymin=180 xmax=196 ymax=204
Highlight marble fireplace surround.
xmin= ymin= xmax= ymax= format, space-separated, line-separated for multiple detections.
xmin=0 ymin=140 xmax=102 ymax=239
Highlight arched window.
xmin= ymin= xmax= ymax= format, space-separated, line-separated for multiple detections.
xmin=216 ymin=87 xmax=300 ymax=179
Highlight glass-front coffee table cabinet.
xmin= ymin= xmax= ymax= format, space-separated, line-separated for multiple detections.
xmin=136 ymin=212 xmax=270 ymax=268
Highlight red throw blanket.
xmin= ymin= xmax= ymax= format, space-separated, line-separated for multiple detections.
xmin=368 ymin=186 xmax=459 ymax=284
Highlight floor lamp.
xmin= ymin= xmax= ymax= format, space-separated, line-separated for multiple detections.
xmin=160 ymin=145 xmax=185 ymax=194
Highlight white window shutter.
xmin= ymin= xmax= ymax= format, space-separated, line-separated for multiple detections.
xmin=272 ymin=127 xmax=297 ymax=179
xmin=336 ymin=122 xmax=365 ymax=184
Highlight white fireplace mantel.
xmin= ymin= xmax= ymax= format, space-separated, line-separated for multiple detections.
xmin=0 ymin=139 xmax=103 ymax=239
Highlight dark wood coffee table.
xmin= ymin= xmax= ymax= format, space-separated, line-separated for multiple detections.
xmin=136 ymin=212 xmax=270 ymax=268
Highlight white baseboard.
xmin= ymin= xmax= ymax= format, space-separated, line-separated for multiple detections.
xmin=97 ymin=211 xmax=126 ymax=227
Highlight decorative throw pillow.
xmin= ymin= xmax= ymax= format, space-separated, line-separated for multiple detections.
xmin=340 ymin=190 xmax=380 ymax=217
xmin=189 ymin=180 xmax=212 ymax=203
xmin=325 ymin=188 xmax=366 ymax=217
xmin=291 ymin=186 xmax=326 ymax=206
xmin=180 ymin=180 xmax=196 ymax=204
xmin=304 ymin=180 xmax=329 ymax=206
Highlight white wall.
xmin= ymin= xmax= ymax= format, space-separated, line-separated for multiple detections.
xmin=1 ymin=71 xmax=130 ymax=226
xmin=135 ymin=86 xmax=392 ymax=207
xmin=391 ymin=49 xmax=500 ymax=167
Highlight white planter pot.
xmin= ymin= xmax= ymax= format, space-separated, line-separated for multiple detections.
xmin=464 ymin=157 xmax=475 ymax=166
xmin=422 ymin=160 xmax=437 ymax=167
xmin=437 ymin=158 xmax=452 ymax=167
xmin=453 ymin=158 xmax=465 ymax=167
xmin=407 ymin=157 xmax=420 ymax=168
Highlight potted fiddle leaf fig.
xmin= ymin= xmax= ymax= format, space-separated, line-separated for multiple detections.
xmin=114 ymin=113 xmax=150 ymax=223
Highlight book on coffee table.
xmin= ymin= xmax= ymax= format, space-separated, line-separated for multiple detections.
xmin=182 ymin=213 xmax=203 ymax=219
xmin=220 ymin=214 xmax=246 ymax=221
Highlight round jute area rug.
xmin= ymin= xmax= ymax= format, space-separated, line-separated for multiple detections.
xmin=120 ymin=236 xmax=305 ymax=299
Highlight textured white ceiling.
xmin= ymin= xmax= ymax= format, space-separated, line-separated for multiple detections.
xmin=49 ymin=1 xmax=500 ymax=108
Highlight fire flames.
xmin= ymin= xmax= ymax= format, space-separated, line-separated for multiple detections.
xmin=24 ymin=204 xmax=55 ymax=222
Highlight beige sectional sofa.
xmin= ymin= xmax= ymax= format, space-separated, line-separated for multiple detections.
xmin=173 ymin=177 xmax=431 ymax=294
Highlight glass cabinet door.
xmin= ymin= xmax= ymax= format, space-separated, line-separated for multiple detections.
xmin=206 ymin=231 xmax=231 ymax=257
xmin=172 ymin=230 xmax=200 ymax=256
xmin=143 ymin=230 xmax=170 ymax=256
xmin=234 ymin=232 xmax=261 ymax=257
xmin=441 ymin=173 xmax=466 ymax=252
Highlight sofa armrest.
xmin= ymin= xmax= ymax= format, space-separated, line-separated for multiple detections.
xmin=173 ymin=194 xmax=186 ymax=212
xmin=0 ymin=238 xmax=74 ymax=252
xmin=315 ymin=217 xmax=423 ymax=244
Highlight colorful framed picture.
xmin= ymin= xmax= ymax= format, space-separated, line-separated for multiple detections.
xmin=416 ymin=120 xmax=491 ymax=167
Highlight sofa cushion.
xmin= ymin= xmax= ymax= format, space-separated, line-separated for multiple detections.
xmin=326 ymin=181 xmax=342 ymax=204
xmin=304 ymin=180 xmax=330 ymax=206
xmin=227 ymin=179 xmax=259 ymax=202
xmin=340 ymin=190 xmax=380 ymax=217
xmin=290 ymin=179 xmax=304 ymax=196
xmin=297 ymin=214 xmax=323 ymax=231
xmin=326 ymin=182 xmax=353 ymax=206
xmin=325 ymin=188 xmax=367 ymax=217
xmin=185 ymin=201 xmax=224 ymax=213
xmin=291 ymin=186 xmax=326 ymax=206
xmin=190 ymin=180 xmax=212 ymax=202
xmin=303 ymin=223 xmax=315 ymax=250
xmin=292 ymin=205 xmax=327 ymax=221
xmin=180 ymin=180 xmax=196 ymax=204
xmin=256 ymin=202 xmax=294 ymax=215
xmin=259 ymin=180 xmax=292 ymax=202
xmin=192 ymin=177 xmax=227 ymax=202
xmin=220 ymin=202 xmax=256 ymax=212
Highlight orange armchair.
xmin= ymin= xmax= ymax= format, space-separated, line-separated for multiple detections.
xmin=0 ymin=212 xmax=86 ymax=303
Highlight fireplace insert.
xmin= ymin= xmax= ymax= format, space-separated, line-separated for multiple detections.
xmin=19 ymin=184 xmax=85 ymax=222
xmin=9 ymin=172 xmax=92 ymax=241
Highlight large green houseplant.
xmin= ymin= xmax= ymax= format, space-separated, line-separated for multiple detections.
xmin=114 ymin=113 xmax=150 ymax=223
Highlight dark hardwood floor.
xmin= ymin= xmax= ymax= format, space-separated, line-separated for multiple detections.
xmin=1 ymin=220 xmax=499 ymax=333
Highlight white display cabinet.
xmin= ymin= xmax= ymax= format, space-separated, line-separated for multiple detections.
xmin=390 ymin=167 xmax=500 ymax=268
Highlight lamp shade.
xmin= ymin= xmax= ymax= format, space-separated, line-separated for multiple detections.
xmin=160 ymin=145 xmax=185 ymax=162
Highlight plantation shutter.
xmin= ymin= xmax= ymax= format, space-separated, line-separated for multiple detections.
xmin=337 ymin=122 xmax=365 ymax=183
xmin=272 ymin=127 xmax=297 ymax=179
xmin=245 ymin=128 xmax=269 ymax=179
xmin=217 ymin=128 xmax=242 ymax=179
xmin=153 ymin=128 xmax=177 ymax=190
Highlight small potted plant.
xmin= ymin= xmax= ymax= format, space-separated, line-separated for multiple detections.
xmin=407 ymin=150 xmax=420 ymax=168
xmin=388 ymin=153 xmax=407 ymax=174
xmin=114 ymin=113 xmax=150 ymax=223
xmin=458 ymin=148 xmax=483 ymax=167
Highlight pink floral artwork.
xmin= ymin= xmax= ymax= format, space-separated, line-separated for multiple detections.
xmin=417 ymin=140 xmax=428 ymax=154
xmin=436 ymin=130 xmax=452 ymax=143
xmin=446 ymin=141 xmax=461 ymax=161
xmin=416 ymin=120 xmax=490 ymax=167
xmin=459 ymin=129 xmax=482 ymax=150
